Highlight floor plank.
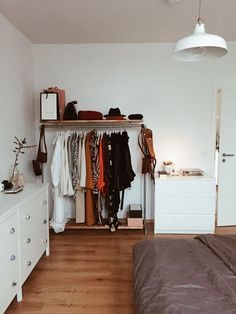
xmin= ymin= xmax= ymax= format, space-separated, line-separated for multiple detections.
xmin=6 ymin=223 xmax=236 ymax=313
xmin=6 ymin=228 xmax=148 ymax=314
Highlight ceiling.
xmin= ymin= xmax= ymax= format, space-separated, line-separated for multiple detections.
xmin=0 ymin=0 xmax=235 ymax=44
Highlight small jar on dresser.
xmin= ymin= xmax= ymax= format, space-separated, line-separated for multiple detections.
xmin=0 ymin=183 xmax=49 ymax=314
xmin=154 ymin=175 xmax=216 ymax=234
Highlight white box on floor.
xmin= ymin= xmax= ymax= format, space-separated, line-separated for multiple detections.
xmin=127 ymin=218 xmax=143 ymax=227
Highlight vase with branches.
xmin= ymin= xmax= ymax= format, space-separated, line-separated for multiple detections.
xmin=10 ymin=137 xmax=36 ymax=185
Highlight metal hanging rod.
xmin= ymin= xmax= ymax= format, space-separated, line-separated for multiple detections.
xmin=40 ymin=120 xmax=144 ymax=128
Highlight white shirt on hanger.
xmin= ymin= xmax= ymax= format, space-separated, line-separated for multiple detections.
xmin=80 ymin=133 xmax=87 ymax=188
xmin=61 ymin=132 xmax=74 ymax=196
xmin=50 ymin=133 xmax=69 ymax=233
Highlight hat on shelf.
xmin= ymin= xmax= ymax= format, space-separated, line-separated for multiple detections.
xmin=78 ymin=110 xmax=103 ymax=120
xmin=128 ymin=114 xmax=143 ymax=120
xmin=104 ymin=108 xmax=126 ymax=120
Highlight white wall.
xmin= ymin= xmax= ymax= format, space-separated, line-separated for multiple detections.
xmin=1 ymin=12 xmax=235 ymax=219
xmin=33 ymin=42 xmax=236 ymax=218
xmin=0 ymin=14 xmax=36 ymax=183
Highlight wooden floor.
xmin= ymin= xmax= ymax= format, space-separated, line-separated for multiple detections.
xmin=6 ymin=223 xmax=236 ymax=314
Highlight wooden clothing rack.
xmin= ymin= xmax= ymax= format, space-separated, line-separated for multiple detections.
xmin=41 ymin=119 xmax=144 ymax=128
xmin=40 ymin=119 xmax=147 ymax=234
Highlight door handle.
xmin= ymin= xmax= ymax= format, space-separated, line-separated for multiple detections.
xmin=222 ymin=153 xmax=235 ymax=157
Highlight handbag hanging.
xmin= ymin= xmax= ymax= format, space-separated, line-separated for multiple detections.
xmin=138 ymin=125 xmax=156 ymax=182
xmin=32 ymin=159 xmax=42 ymax=176
xmin=37 ymin=125 xmax=47 ymax=163
xmin=32 ymin=125 xmax=47 ymax=176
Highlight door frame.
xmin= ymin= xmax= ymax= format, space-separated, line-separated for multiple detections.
xmin=213 ymin=84 xmax=236 ymax=226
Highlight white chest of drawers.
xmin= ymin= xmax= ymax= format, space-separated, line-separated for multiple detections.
xmin=154 ymin=175 xmax=216 ymax=234
xmin=0 ymin=183 xmax=49 ymax=314
xmin=0 ymin=210 xmax=18 ymax=314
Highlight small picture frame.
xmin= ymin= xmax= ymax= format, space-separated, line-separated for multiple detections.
xmin=40 ymin=92 xmax=59 ymax=121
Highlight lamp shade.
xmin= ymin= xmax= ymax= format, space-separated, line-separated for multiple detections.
xmin=172 ymin=23 xmax=228 ymax=62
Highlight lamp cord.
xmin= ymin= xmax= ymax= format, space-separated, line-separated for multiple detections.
xmin=197 ymin=0 xmax=202 ymax=25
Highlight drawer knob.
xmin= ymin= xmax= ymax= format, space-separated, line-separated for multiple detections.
xmin=43 ymin=239 xmax=47 ymax=243
xmin=10 ymin=227 xmax=15 ymax=234
xmin=10 ymin=254 xmax=16 ymax=261
xmin=26 ymin=238 xmax=31 ymax=243
xmin=27 ymin=261 xmax=32 ymax=266
xmin=43 ymin=219 xmax=47 ymax=224
xmin=12 ymin=282 xmax=17 ymax=287
xmin=25 ymin=215 xmax=31 ymax=220
xmin=43 ymin=200 xmax=47 ymax=205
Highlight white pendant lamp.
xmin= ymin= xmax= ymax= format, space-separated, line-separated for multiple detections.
xmin=172 ymin=0 xmax=228 ymax=62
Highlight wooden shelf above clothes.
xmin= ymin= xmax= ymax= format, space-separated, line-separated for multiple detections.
xmin=40 ymin=119 xmax=144 ymax=128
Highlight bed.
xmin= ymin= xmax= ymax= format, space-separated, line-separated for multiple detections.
xmin=133 ymin=234 xmax=236 ymax=314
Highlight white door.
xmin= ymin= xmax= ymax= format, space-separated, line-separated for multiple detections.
xmin=217 ymin=87 xmax=236 ymax=226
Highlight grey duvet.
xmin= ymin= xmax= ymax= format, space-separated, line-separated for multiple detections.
xmin=133 ymin=235 xmax=236 ymax=314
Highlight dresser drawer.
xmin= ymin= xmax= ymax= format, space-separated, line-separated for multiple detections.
xmin=156 ymin=179 xmax=216 ymax=198
xmin=0 ymin=212 xmax=19 ymax=314
xmin=0 ymin=184 xmax=49 ymax=312
xmin=154 ymin=177 xmax=216 ymax=234
xmin=19 ymin=191 xmax=48 ymax=243
xmin=19 ymin=191 xmax=48 ymax=230
xmin=20 ymin=212 xmax=48 ymax=242
xmin=0 ymin=264 xmax=18 ymax=314
xmin=19 ymin=190 xmax=48 ymax=284
xmin=0 ymin=213 xmax=18 ymax=253
xmin=20 ymin=238 xmax=47 ymax=284
xmin=19 ymin=221 xmax=47 ymax=272
xmin=155 ymin=214 xmax=215 ymax=234
xmin=155 ymin=197 xmax=216 ymax=215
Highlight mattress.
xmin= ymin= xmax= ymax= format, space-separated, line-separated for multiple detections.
xmin=133 ymin=234 xmax=236 ymax=314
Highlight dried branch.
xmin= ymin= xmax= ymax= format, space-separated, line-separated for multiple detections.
xmin=10 ymin=137 xmax=36 ymax=183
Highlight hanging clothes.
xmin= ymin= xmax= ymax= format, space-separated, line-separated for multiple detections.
xmin=96 ymin=136 xmax=105 ymax=224
xmin=97 ymin=136 xmax=105 ymax=191
xmin=90 ymin=131 xmax=99 ymax=189
xmin=120 ymin=131 xmax=136 ymax=189
xmin=50 ymin=134 xmax=69 ymax=233
xmin=80 ymin=133 xmax=86 ymax=188
xmin=85 ymin=131 xmax=96 ymax=226
xmin=73 ymin=134 xmax=85 ymax=223
xmin=103 ymin=131 xmax=136 ymax=231
xmin=50 ymin=128 xmax=136 ymax=232
xmin=71 ymin=132 xmax=79 ymax=190
xmin=61 ymin=132 xmax=74 ymax=196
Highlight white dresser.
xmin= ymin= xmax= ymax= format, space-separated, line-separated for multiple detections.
xmin=0 ymin=183 xmax=49 ymax=314
xmin=0 ymin=210 xmax=19 ymax=314
xmin=154 ymin=175 xmax=216 ymax=234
